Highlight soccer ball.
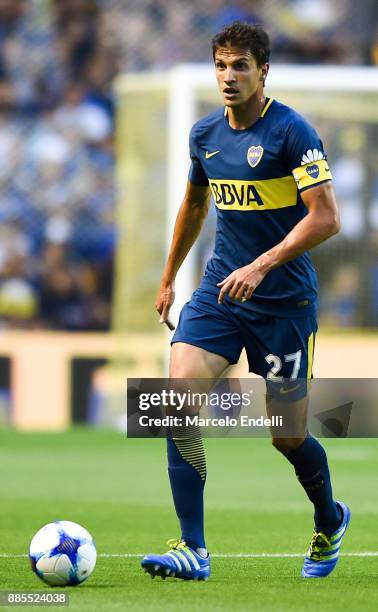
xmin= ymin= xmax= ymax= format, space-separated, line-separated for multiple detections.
xmin=29 ymin=521 xmax=97 ymax=586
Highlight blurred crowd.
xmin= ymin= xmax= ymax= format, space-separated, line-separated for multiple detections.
xmin=0 ymin=0 xmax=116 ymax=330
xmin=0 ymin=0 xmax=377 ymax=330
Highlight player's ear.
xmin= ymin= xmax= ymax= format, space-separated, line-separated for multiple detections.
xmin=259 ymin=63 xmax=269 ymax=84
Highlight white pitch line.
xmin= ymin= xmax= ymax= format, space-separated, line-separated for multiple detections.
xmin=99 ymin=552 xmax=378 ymax=558
xmin=2 ymin=552 xmax=378 ymax=559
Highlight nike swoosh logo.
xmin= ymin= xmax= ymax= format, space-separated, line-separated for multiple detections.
xmin=205 ymin=150 xmax=220 ymax=159
xmin=279 ymin=383 xmax=301 ymax=395
xmin=325 ymin=166 xmax=330 ymax=172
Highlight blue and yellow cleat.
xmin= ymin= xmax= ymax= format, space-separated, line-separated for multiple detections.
xmin=141 ymin=539 xmax=211 ymax=581
xmin=301 ymin=501 xmax=351 ymax=578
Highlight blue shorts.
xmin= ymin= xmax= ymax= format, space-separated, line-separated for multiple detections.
xmin=172 ymin=286 xmax=317 ymax=381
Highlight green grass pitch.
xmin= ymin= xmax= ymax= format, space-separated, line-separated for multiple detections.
xmin=0 ymin=429 xmax=378 ymax=611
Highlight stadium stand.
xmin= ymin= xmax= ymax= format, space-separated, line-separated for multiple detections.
xmin=0 ymin=0 xmax=376 ymax=329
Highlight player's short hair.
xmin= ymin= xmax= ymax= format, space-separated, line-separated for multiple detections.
xmin=212 ymin=21 xmax=270 ymax=67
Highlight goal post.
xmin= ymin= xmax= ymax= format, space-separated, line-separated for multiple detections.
xmin=114 ymin=64 xmax=378 ymax=357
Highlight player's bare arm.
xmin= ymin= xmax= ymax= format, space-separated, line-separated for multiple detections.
xmin=218 ymin=181 xmax=340 ymax=303
xmin=155 ymin=181 xmax=210 ymax=325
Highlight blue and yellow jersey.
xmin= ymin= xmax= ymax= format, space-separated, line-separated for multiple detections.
xmin=188 ymin=98 xmax=332 ymax=317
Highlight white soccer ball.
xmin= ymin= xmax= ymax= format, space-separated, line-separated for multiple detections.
xmin=29 ymin=521 xmax=97 ymax=586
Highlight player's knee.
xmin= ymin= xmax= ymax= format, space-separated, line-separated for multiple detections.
xmin=169 ymin=347 xmax=201 ymax=378
xmin=169 ymin=364 xmax=195 ymax=378
xmin=271 ymin=436 xmax=306 ymax=455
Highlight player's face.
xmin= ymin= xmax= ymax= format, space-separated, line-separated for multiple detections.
xmin=214 ymin=47 xmax=267 ymax=107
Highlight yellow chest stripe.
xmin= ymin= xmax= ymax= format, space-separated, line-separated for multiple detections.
xmin=209 ymin=176 xmax=297 ymax=211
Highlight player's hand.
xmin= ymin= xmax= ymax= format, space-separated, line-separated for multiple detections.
xmin=217 ymin=261 xmax=267 ymax=304
xmin=155 ymin=280 xmax=176 ymax=330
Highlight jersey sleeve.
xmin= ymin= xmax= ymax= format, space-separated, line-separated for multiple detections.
xmin=188 ymin=125 xmax=208 ymax=186
xmin=284 ymin=114 xmax=332 ymax=192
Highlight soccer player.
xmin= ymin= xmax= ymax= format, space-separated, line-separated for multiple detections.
xmin=141 ymin=22 xmax=350 ymax=580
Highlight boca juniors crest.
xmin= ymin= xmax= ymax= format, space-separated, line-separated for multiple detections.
xmin=305 ymin=164 xmax=320 ymax=179
xmin=247 ymin=145 xmax=264 ymax=168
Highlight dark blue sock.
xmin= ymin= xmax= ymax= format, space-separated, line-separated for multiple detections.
xmin=167 ymin=432 xmax=206 ymax=550
xmin=286 ymin=434 xmax=341 ymax=534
